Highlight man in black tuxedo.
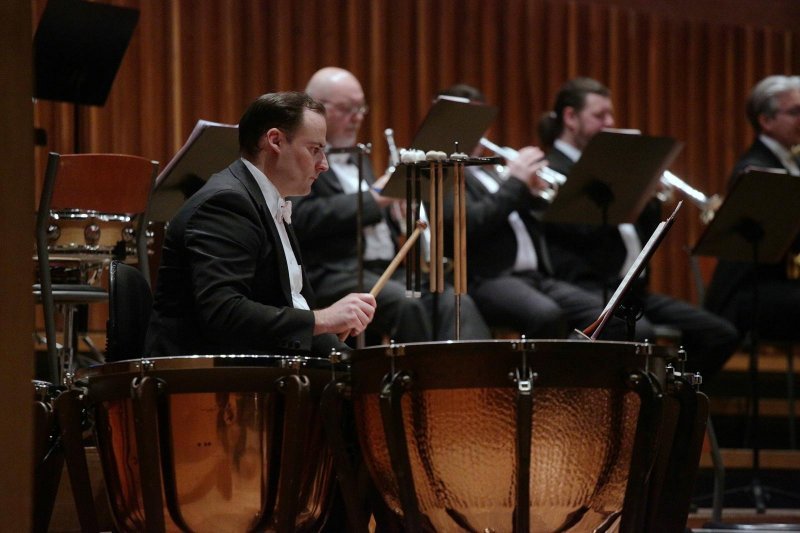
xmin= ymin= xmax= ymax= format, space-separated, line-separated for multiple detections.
xmin=438 ymin=84 xmax=624 ymax=339
xmin=145 ymin=92 xmax=376 ymax=358
xmin=539 ymin=77 xmax=738 ymax=379
xmin=705 ymin=75 xmax=800 ymax=340
xmin=292 ymin=67 xmax=490 ymax=343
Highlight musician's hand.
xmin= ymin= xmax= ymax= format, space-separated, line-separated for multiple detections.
xmin=508 ymin=146 xmax=549 ymax=191
xmin=313 ymin=293 xmax=376 ymax=339
xmin=373 ymin=171 xmax=391 ymax=192
xmin=370 ymin=172 xmax=400 ymax=208
xmin=655 ymin=180 xmax=674 ymax=203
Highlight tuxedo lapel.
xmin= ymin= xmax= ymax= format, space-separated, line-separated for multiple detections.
xmin=317 ymin=168 xmax=345 ymax=194
xmin=231 ymin=160 xmax=295 ymax=306
xmin=286 ymin=223 xmax=316 ymax=304
xmin=266 ymin=218 xmax=294 ymax=305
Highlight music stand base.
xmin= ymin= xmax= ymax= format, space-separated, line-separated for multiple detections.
xmin=703 ymin=522 xmax=800 ymax=531
xmin=701 ymin=479 xmax=800 ymax=530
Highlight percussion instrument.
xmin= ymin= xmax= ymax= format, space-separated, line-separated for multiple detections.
xmin=322 ymin=339 xmax=707 ymax=532
xmin=46 ymin=209 xmax=138 ymax=259
xmin=59 ymin=355 xmax=346 ymax=532
xmin=36 ymin=209 xmax=147 ymax=285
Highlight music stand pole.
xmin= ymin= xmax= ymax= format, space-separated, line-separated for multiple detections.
xmin=741 ymin=220 xmax=766 ymax=512
xmin=327 ymin=145 xmax=371 ymax=349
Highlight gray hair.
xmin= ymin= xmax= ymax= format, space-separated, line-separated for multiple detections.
xmin=746 ymin=75 xmax=800 ymax=131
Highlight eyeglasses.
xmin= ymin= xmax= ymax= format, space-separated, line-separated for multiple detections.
xmin=323 ymin=101 xmax=369 ymax=116
xmin=776 ymin=107 xmax=800 ymax=118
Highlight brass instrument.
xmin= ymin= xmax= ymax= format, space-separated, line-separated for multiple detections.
xmin=480 ymin=137 xmax=722 ymax=222
xmin=479 ymin=137 xmax=566 ymax=198
xmin=660 ymin=171 xmax=722 ymax=224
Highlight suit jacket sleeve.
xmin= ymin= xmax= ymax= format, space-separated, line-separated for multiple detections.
xmin=446 ymin=175 xmax=539 ymax=241
xmin=184 ymin=188 xmax=316 ymax=351
xmin=292 ymin=168 xmax=384 ymax=240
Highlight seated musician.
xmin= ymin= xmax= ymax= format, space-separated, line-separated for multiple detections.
xmin=145 ymin=92 xmax=376 ymax=358
xmin=438 ymin=84 xmax=626 ymax=339
xmin=291 ymin=67 xmax=490 ymax=343
xmin=539 ymin=77 xmax=738 ymax=379
xmin=705 ymin=75 xmax=800 ymax=341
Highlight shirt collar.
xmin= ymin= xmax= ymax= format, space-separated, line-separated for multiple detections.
xmin=554 ymin=139 xmax=582 ymax=163
xmin=327 ymin=152 xmax=352 ymax=166
xmin=759 ymin=134 xmax=797 ymax=168
xmin=240 ymin=157 xmax=290 ymax=223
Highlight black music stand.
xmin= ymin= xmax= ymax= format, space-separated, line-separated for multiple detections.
xmin=34 ymin=0 xmax=139 ymax=152
xmin=544 ymin=131 xmax=683 ymax=312
xmin=582 ymin=202 xmax=683 ymax=340
xmin=694 ymin=167 xmax=800 ymax=522
xmin=544 ymin=131 xmax=683 ymax=227
xmin=382 ymin=95 xmax=497 ymax=197
xmin=149 ymin=120 xmax=239 ymax=223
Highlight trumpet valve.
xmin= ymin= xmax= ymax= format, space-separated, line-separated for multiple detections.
xmin=700 ymin=194 xmax=723 ymax=224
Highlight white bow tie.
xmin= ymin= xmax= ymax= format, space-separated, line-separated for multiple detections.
xmin=277 ymin=199 xmax=292 ymax=224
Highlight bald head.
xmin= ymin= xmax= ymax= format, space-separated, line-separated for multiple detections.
xmin=306 ymin=67 xmax=367 ymax=147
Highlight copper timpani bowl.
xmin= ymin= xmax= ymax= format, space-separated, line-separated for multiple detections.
xmin=342 ymin=339 xmax=681 ymax=532
xmin=73 ymin=354 xmax=346 ymax=532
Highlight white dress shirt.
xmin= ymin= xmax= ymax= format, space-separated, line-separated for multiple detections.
xmin=760 ymin=134 xmax=800 ymax=176
xmin=241 ymin=158 xmax=310 ymax=310
xmin=471 ymin=167 xmax=538 ymax=272
xmin=327 ymin=153 xmax=395 ymax=261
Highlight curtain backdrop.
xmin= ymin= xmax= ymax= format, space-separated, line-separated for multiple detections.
xmin=31 ymin=0 xmax=800 ymax=332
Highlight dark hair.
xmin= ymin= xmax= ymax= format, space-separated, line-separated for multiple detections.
xmin=238 ymin=91 xmax=326 ymax=156
xmin=437 ymin=83 xmax=486 ymax=103
xmin=538 ymin=77 xmax=611 ymax=147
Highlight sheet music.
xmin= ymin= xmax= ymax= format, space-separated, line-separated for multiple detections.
xmin=155 ymin=119 xmax=238 ymax=187
xmin=588 ymin=201 xmax=683 ymax=339
xmin=149 ymin=119 xmax=238 ymax=222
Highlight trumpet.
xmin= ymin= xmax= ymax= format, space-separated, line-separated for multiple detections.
xmin=480 ymin=137 xmax=721 ymax=221
xmin=479 ymin=137 xmax=566 ymax=190
xmin=660 ymin=171 xmax=722 ymax=223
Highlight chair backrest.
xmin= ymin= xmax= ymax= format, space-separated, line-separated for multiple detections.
xmin=36 ymin=152 xmax=159 ymax=283
xmin=106 ymin=260 xmax=153 ymax=362
xmin=44 ymin=153 xmax=157 ymax=214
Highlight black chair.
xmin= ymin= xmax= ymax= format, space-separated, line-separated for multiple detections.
xmin=106 ymin=260 xmax=153 ymax=362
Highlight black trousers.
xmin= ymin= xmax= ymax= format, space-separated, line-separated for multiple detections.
xmin=584 ymin=285 xmax=739 ymax=380
xmin=469 ymin=270 xmax=627 ymax=340
xmin=309 ymin=265 xmax=490 ymax=343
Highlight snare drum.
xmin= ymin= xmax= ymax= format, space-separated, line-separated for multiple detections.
xmin=46 ymin=209 xmax=137 ymax=259
xmin=35 ymin=209 xmax=141 ymax=285
xmin=69 ymin=355 xmax=346 ymax=532
xmin=328 ymin=340 xmax=682 ymax=532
